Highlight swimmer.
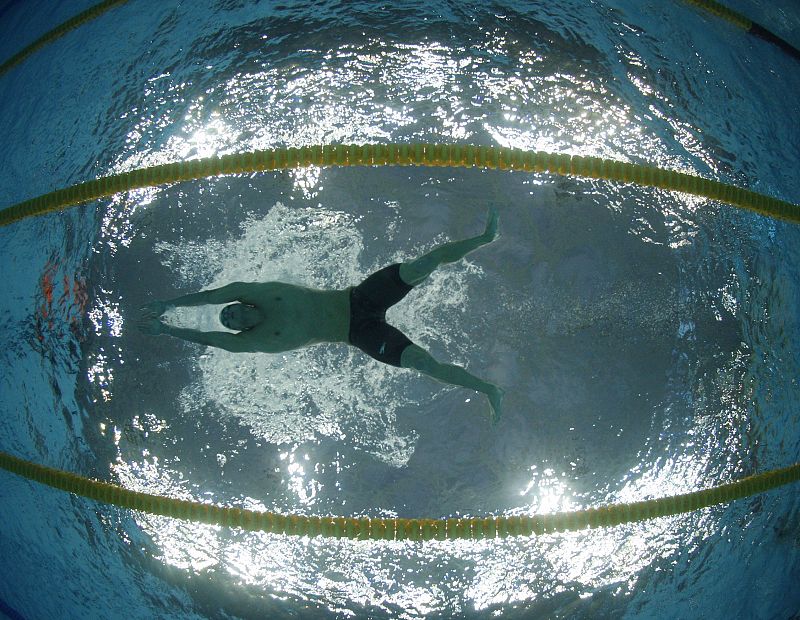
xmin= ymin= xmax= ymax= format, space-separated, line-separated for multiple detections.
xmin=139 ymin=209 xmax=504 ymax=423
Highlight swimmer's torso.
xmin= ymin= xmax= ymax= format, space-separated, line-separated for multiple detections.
xmin=236 ymin=282 xmax=350 ymax=351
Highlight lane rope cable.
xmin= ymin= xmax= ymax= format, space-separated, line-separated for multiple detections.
xmin=1 ymin=143 xmax=799 ymax=227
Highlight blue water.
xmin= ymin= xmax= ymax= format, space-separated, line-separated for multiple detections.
xmin=1 ymin=1 xmax=799 ymax=618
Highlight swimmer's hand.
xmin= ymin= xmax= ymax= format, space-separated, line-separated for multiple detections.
xmin=137 ymin=317 xmax=165 ymax=335
xmin=139 ymin=300 xmax=167 ymax=319
xmin=481 ymin=208 xmax=499 ymax=244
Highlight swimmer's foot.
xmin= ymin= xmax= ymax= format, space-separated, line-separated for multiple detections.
xmin=480 ymin=207 xmax=500 ymax=245
xmin=487 ymin=385 xmax=505 ymax=426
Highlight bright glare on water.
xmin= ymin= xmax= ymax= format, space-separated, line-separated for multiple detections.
xmin=0 ymin=1 xmax=799 ymax=619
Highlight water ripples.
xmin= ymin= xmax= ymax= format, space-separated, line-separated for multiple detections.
xmin=3 ymin=0 xmax=800 ymax=617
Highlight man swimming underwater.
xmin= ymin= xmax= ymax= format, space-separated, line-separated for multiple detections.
xmin=139 ymin=209 xmax=504 ymax=422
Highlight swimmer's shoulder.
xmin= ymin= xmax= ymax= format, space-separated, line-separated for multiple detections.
xmin=241 ymin=281 xmax=305 ymax=304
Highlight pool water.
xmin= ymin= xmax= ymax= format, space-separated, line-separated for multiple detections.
xmin=1 ymin=1 xmax=799 ymax=618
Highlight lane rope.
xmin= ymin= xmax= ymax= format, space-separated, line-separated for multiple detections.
xmin=1 ymin=450 xmax=798 ymax=540
xmin=1 ymin=143 xmax=798 ymax=228
xmin=0 ymin=0 xmax=130 ymax=77
xmin=1 ymin=1 xmax=796 ymax=79
xmin=681 ymin=0 xmax=751 ymax=30
xmin=681 ymin=0 xmax=800 ymax=60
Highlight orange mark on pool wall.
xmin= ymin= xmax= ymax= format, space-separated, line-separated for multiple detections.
xmin=34 ymin=259 xmax=89 ymax=345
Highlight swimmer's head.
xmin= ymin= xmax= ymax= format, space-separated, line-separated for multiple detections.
xmin=220 ymin=303 xmax=263 ymax=331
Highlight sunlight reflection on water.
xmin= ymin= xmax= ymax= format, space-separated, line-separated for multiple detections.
xmin=81 ymin=7 xmax=785 ymax=617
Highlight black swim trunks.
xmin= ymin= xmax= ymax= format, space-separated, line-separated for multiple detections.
xmin=348 ymin=264 xmax=415 ymax=367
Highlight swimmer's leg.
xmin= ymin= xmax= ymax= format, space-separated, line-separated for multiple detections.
xmin=398 ymin=208 xmax=499 ymax=286
xmin=400 ymin=344 xmax=504 ymax=424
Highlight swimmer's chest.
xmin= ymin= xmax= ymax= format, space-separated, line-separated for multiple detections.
xmin=247 ymin=286 xmax=336 ymax=348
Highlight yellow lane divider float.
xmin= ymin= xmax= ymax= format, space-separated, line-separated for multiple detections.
xmin=681 ymin=0 xmax=800 ymax=61
xmin=1 ymin=143 xmax=799 ymax=227
xmin=1 ymin=450 xmax=799 ymax=540
xmin=0 ymin=0 xmax=130 ymax=77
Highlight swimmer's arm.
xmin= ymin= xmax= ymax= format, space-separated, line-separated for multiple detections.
xmin=160 ymin=325 xmax=256 ymax=353
xmin=162 ymin=282 xmax=252 ymax=309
